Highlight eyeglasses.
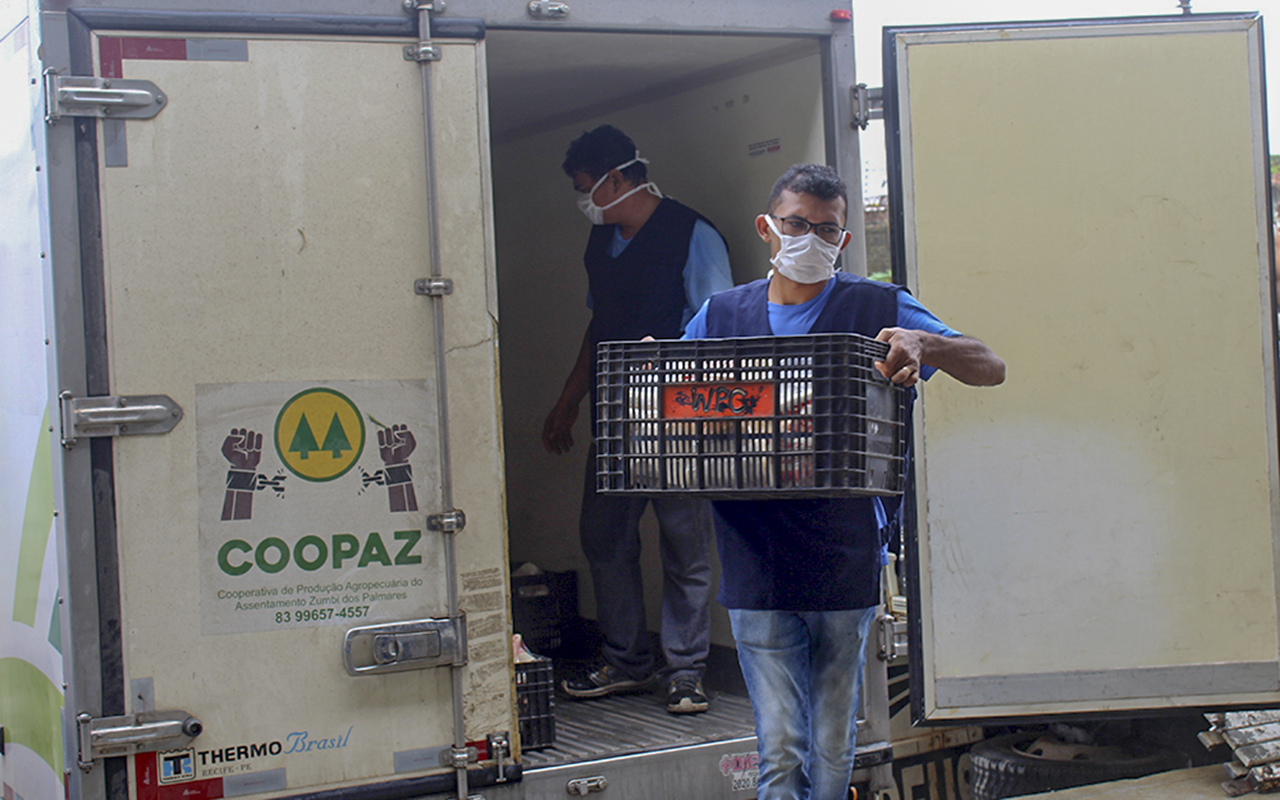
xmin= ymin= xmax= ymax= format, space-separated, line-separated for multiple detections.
xmin=769 ymin=214 xmax=847 ymax=245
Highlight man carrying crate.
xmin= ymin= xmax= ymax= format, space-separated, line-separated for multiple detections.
xmin=543 ymin=125 xmax=733 ymax=713
xmin=681 ymin=163 xmax=1004 ymax=799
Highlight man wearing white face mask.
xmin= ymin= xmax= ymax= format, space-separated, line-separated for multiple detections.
xmin=683 ymin=164 xmax=1004 ymax=800
xmin=543 ymin=125 xmax=732 ymax=713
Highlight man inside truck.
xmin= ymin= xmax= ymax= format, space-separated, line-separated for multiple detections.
xmin=542 ymin=124 xmax=733 ymax=713
xmin=682 ymin=163 xmax=1005 ymax=799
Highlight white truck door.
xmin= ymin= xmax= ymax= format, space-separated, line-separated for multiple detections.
xmin=67 ymin=25 xmax=512 ymax=797
xmin=886 ymin=14 xmax=1280 ymax=721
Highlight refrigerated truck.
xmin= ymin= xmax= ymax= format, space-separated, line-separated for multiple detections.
xmin=2 ymin=1 xmax=1277 ymax=799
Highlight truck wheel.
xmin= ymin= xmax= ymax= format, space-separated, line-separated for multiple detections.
xmin=969 ymin=732 xmax=1181 ymax=800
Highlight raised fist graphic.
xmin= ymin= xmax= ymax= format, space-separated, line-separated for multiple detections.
xmin=377 ymin=424 xmax=418 ymax=513
xmin=220 ymin=428 xmax=270 ymax=521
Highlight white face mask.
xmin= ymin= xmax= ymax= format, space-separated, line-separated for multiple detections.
xmin=765 ymin=214 xmax=847 ymax=284
xmin=577 ymin=153 xmax=662 ymax=225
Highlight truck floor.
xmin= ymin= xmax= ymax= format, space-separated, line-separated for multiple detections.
xmin=520 ymin=688 xmax=756 ymax=767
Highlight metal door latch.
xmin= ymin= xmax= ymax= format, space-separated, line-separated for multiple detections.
xmin=343 ymin=615 xmax=467 ymax=675
xmin=566 ymin=776 xmax=607 ymax=795
xmin=76 ymin=710 xmax=202 ymax=770
xmin=441 ymin=745 xmax=478 ymax=768
xmin=428 ymin=509 xmax=466 ymax=532
xmin=487 ymin=732 xmax=510 ymax=782
xmin=59 ymin=392 xmax=183 ymax=448
xmin=528 ymin=1 xmax=569 ymax=19
xmin=45 ymin=71 xmax=167 ymax=124
xmin=415 ymin=277 xmax=453 ymax=295
xmin=404 ymin=43 xmax=442 ymax=61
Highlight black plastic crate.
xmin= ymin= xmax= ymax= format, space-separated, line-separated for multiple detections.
xmin=516 ymin=658 xmax=555 ymax=751
xmin=595 ymin=334 xmax=909 ymax=499
xmin=511 ymin=569 xmax=578 ymax=655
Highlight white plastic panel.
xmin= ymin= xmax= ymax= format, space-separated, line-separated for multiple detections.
xmin=891 ymin=16 xmax=1280 ymax=720
xmin=94 ymin=32 xmax=511 ymax=795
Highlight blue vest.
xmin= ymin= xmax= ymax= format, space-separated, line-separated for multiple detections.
xmin=706 ymin=273 xmax=902 ymax=610
xmin=585 ymin=197 xmax=718 ymax=345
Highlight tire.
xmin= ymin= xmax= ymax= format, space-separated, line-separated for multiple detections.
xmin=969 ymin=732 xmax=1183 ymax=800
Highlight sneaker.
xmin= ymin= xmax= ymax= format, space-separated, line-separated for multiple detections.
xmin=562 ymin=664 xmax=656 ymax=699
xmin=666 ymin=677 xmax=709 ymax=714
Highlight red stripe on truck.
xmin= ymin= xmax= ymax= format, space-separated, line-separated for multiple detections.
xmin=99 ymin=37 xmax=188 ymax=79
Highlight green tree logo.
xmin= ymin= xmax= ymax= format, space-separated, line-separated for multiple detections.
xmin=275 ymin=388 xmax=365 ymax=482
xmin=289 ymin=414 xmax=319 ymax=460
xmin=321 ymin=412 xmax=352 ymax=458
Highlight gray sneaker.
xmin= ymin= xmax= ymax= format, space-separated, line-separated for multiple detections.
xmin=562 ymin=665 xmax=656 ymax=699
xmin=666 ymin=677 xmax=709 ymax=714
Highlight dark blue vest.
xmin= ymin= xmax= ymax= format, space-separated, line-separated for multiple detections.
xmin=585 ymin=197 xmax=717 ymax=345
xmin=707 ymin=273 xmax=902 ymax=610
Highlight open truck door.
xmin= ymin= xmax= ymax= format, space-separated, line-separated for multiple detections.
xmin=886 ymin=14 xmax=1280 ymax=722
xmin=41 ymin=8 xmax=515 ymax=800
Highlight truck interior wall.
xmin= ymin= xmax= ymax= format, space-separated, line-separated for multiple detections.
xmin=490 ymin=37 xmax=827 ymax=650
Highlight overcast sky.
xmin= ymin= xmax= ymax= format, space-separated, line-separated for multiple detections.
xmin=851 ymin=0 xmax=1278 ymax=196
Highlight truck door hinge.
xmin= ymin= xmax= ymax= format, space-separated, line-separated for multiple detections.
xmin=427 ymin=508 xmax=466 ymax=532
xmin=59 ymin=392 xmax=184 ymax=449
xmin=343 ymin=614 xmax=467 ymax=675
xmin=876 ymin=613 xmax=907 ymax=662
xmin=76 ymin=710 xmax=203 ymax=771
xmin=851 ymin=83 xmax=883 ymax=130
xmin=487 ymin=732 xmax=510 ymax=782
xmin=528 ymin=1 xmax=570 ymax=19
xmin=415 ymin=277 xmax=453 ymax=296
xmin=44 ymin=70 xmax=167 ymax=124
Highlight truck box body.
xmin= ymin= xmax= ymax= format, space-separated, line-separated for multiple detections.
xmin=2 ymin=2 xmax=893 ymax=799
xmin=2 ymin=2 xmax=1277 ymax=800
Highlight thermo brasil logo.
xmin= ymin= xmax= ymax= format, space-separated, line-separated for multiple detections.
xmin=218 ymin=530 xmax=422 ymax=575
xmin=164 ymin=728 xmax=356 ymax=782
xmin=194 ymin=729 xmax=353 ymax=764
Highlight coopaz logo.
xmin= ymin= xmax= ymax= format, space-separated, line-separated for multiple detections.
xmin=217 ymin=530 xmax=422 ymax=575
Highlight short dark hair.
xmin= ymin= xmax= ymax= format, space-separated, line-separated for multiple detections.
xmin=562 ymin=125 xmax=648 ymax=185
xmin=766 ymin=163 xmax=847 ymax=214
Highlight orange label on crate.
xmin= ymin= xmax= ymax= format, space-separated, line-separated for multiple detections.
xmin=662 ymin=382 xmax=774 ymax=418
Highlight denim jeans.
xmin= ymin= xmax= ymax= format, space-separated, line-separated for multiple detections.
xmin=580 ymin=447 xmax=713 ymax=681
xmin=730 ymin=606 xmax=878 ymax=800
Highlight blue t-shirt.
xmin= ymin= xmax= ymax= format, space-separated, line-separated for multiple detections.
xmin=587 ymin=219 xmax=732 ymax=331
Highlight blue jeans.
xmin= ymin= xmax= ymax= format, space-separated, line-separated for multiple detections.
xmin=730 ymin=606 xmax=878 ymax=800
xmin=580 ymin=447 xmax=713 ymax=681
